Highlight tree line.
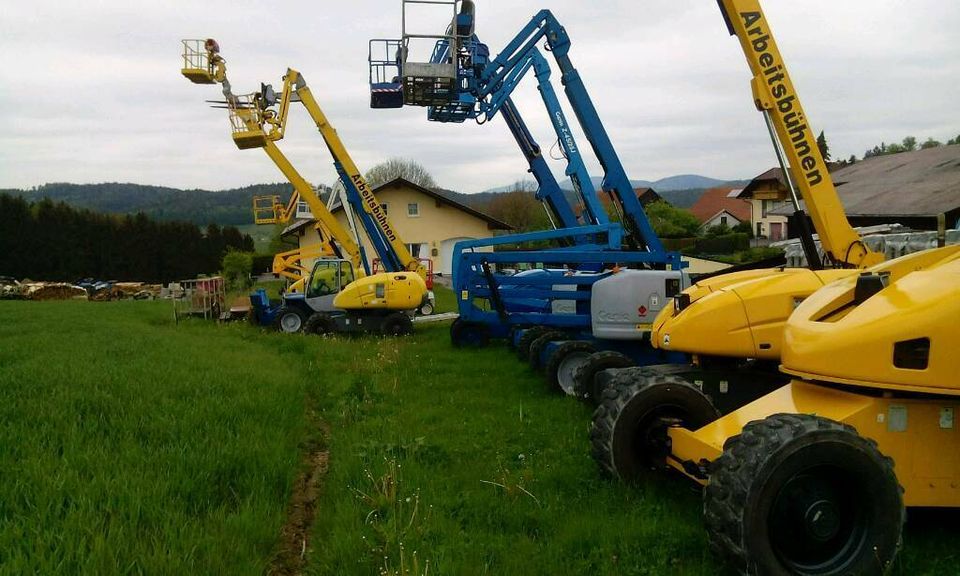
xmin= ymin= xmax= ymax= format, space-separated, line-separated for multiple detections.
xmin=0 ymin=194 xmax=253 ymax=283
xmin=6 ymin=182 xmax=292 ymax=226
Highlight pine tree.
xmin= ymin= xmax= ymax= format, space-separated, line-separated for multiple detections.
xmin=816 ymin=131 xmax=831 ymax=161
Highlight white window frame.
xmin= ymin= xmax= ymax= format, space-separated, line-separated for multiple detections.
xmin=407 ymin=202 xmax=420 ymax=217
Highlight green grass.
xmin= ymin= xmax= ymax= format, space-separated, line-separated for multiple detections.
xmin=0 ymin=301 xmax=313 ymax=574
xmin=0 ymin=300 xmax=956 ymax=575
xmin=431 ymin=284 xmax=457 ymax=314
xmin=237 ymin=224 xmax=276 ymax=254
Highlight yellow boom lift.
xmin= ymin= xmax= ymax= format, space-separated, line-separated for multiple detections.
xmin=581 ymin=0 xmax=884 ymax=406
xmin=182 ymin=39 xmax=339 ymax=294
xmin=182 ymin=40 xmax=431 ymax=334
xmin=590 ymin=2 xmax=959 ymax=573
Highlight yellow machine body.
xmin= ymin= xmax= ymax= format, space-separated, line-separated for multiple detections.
xmin=653 ymin=268 xmax=854 ymax=359
xmin=783 ymin=245 xmax=960 ymax=394
xmin=666 ymin=245 xmax=960 ymax=507
xmin=333 ymin=271 xmax=427 ymax=312
xmin=667 ymin=378 xmax=960 ymax=507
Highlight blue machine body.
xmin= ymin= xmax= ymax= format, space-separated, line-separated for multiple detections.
xmin=370 ymin=8 xmax=686 ymax=351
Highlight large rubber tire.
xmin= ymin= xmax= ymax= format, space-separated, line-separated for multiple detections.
xmin=381 ymin=312 xmax=414 ymax=336
xmin=591 ymin=369 xmax=719 ymax=481
xmin=516 ymin=326 xmax=550 ymax=361
xmin=274 ymin=306 xmax=307 ymax=334
xmin=545 ymin=341 xmax=597 ymax=395
xmin=527 ymin=330 xmax=568 ymax=370
xmin=572 ymin=351 xmax=635 ymax=404
xmin=704 ymin=414 xmax=904 ymax=576
xmin=450 ymin=318 xmax=489 ymax=348
xmin=304 ymin=312 xmax=335 ymax=336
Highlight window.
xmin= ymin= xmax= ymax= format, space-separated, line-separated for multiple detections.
xmin=338 ymin=261 xmax=355 ymax=287
xmin=720 ymin=215 xmax=728 ymax=226
xmin=307 ymin=260 xmax=341 ymax=298
xmin=407 ymin=202 xmax=419 ymax=217
xmin=380 ymin=203 xmax=388 ymax=215
xmin=406 ymin=243 xmax=422 ymax=258
xmin=756 ymin=222 xmax=763 ymax=238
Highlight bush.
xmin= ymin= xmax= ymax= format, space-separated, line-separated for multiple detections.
xmin=222 ymin=249 xmax=254 ymax=290
xmin=252 ymin=254 xmax=274 ymax=274
xmin=732 ymin=221 xmax=754 ymax=238
xmin=693 ymin=233 xmax=749 ymax=255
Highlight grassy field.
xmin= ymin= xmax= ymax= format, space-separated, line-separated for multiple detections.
xmin=1 ymin=299 xmax=957 ymax=575
xmin=237 ymin=224 xmax=277 ymax=254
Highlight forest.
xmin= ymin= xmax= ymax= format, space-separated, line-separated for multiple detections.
xmin=2 ymin=182 xmax=291 ymax=226
xmin=0 ymin=194 xmax=253 ymax=283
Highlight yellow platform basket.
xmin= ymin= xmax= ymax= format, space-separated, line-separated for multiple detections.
xmin=181 ymin=39 xmax=217 ymax=84
xmin=253 ymin=195 xmax=283 ymax=224
xmin=227 ymin=94 xmax=269 ymax=149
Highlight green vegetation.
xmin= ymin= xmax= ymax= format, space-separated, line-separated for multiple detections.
xmin=0 ymin=300 xmax=310 ymax=574
xmin=862 ymin=133 xmax=958 ymax=159
xmin=0 ymin=194 xmax=253 ymax=283
xmin=237 ymin=223 xmax=280 ymax=254
xmin=9 ymin=182 xmax=292 ymax=226
xmin=364 ymin=158 xmax=437 ymax=190
xmin=0 ymin=301 xmax=954 ymax=574
xmin=222 ymin=249 xmax=254 ymax=291
xmin=644 ymin=200 xmax=701 ymax=239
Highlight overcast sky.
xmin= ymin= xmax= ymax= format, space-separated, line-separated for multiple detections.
xmin=1 ymin=1 xmax=958 ymax=194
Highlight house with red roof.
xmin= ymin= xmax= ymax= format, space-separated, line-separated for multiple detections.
xmin=689 ymin=187 xmax=752 ymax=231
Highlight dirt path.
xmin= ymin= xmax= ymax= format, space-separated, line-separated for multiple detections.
xmin=268 ymin=407 xmax=330 ymax=576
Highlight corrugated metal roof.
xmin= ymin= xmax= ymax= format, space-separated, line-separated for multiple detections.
xmin=770 ymin=145 xmax=960 ymax=217
xmin=828 ymin=145 xmax=960 ymax=216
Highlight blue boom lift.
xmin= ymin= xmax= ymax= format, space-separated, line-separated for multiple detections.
xmin=370 ymin=2 xmax=691 ymax=393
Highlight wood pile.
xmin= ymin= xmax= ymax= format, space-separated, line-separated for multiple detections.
xmin=0 ymin=278 xmax=22 ymax=300
xmin=2 ymin=278 xmax=164 ymax=302
xmin=21 ymin=283 xmax=88 ymax=301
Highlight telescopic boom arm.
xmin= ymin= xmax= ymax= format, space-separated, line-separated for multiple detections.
xmin=717 ymin=0 xmax=883 ymax=268
xmin=271 ymin=70 xmax=426 ymax=279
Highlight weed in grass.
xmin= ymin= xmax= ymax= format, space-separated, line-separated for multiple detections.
xmin=481 ymin=454 xmax=541 ymax=507
xmin=353 ymin=458 xmax=434 ymax=574
xmin=356 ymin=437 xmax=449 ymax=466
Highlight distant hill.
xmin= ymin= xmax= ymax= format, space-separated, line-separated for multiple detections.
xmin=482 ymin=174 xmax=748 ymax=195
xmin=9 ymin=182 xmax=292 ymax=226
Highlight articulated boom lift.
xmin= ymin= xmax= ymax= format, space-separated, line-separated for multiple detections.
xmin=182 ymin=38 xmax=346 ymax=294
xmin=182 ymin=41 xmax=431 ymax=335
xmin=591 ymin=2 xmax=956 ymax=573
xmin=370 ymin=6 xmax=606 ymax=232
xmin=372 ymin=3 xmax=689 ymax=382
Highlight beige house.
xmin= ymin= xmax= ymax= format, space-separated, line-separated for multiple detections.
xmin=736 ymin=168 xmax=793 ymax=241
xmin=282 ymin=178 xmax=511 ymax=276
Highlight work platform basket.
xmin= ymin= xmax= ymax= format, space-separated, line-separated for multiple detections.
xmin=226 ymin=92 xmax=270 ymax=150
xmin=253 ymin=195 xmax=284 ymax=224
xmin=180 ymin=39 xmax=218 ymax=84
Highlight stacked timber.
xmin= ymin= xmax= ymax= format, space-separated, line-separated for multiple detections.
xmin=21 ymin=283 xmax=88 ymax=301
xmin=0 ymin=277 xmax=22 ymax=300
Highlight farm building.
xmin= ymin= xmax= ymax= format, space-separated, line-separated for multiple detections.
xmin=749 ymin=145 xmax=960 ymax=233
xmin=282 ymin=178 xmax=511 ymax=276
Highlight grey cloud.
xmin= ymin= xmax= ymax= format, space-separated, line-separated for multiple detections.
xmin=1 ymin=0 xmax=958 ymax=193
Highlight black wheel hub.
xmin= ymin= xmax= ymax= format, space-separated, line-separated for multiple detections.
xmin=770 ymin=466 xmax=866 ymax=573
xmin=636 ymin=413 xmax=681 ymax=467
xmin=804 ymin=499 xmax=841 ymax=542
